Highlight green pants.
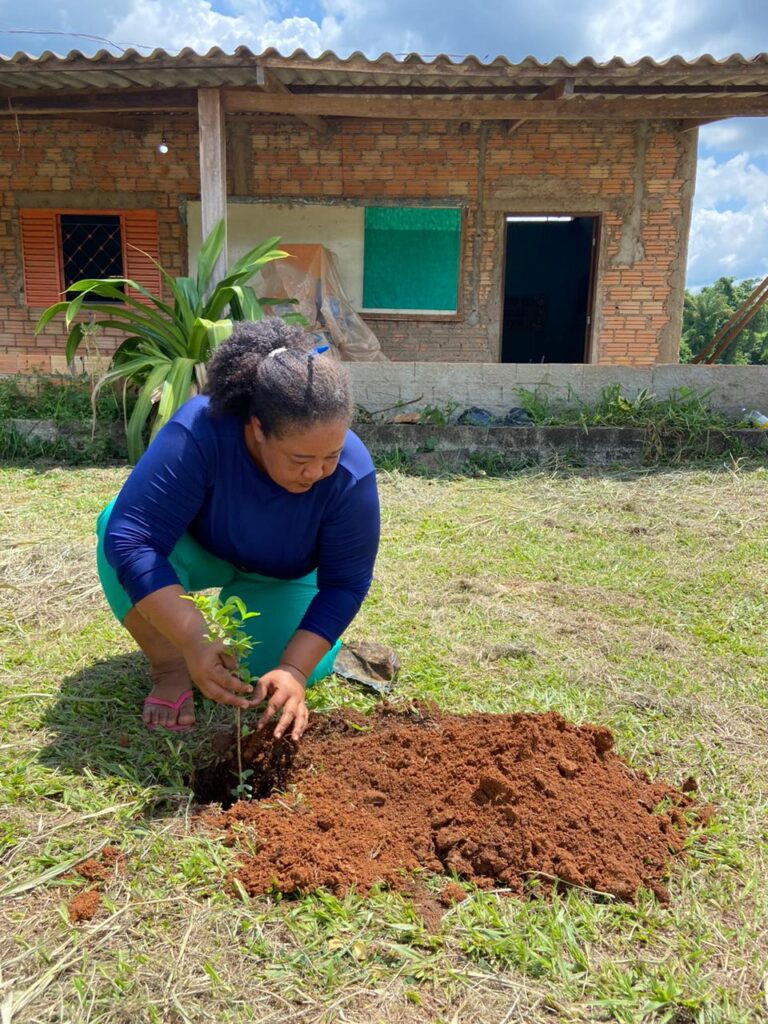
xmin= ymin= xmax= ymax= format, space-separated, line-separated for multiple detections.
xmin=95 ymin=500 xmax=340 ymax=685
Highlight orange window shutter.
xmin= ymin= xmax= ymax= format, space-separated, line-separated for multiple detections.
xmin=122 ymin=210 xmax=162 ymax=304
xmin=19 ymin=209 xmax=63 ymax=307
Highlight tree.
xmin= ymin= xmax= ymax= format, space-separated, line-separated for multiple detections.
xmin=681 ymin=276 xmax=768 ymax=364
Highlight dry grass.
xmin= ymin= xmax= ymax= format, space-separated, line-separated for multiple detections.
xmin=1 ymin=461 xmax=767 ymax=1023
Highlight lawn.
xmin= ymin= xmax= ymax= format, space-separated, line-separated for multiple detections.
xmin=1 ymin=461 xmax=767 ymax=1023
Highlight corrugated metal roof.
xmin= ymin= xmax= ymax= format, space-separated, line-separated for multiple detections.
xmin=1 ymin=46 xmax=767 ymax=94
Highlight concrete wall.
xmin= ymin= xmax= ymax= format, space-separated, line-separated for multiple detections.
xmin=348 ymin=362 xmax=768 ymax=419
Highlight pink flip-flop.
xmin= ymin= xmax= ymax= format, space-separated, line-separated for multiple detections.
xmin=143 ymin=689 xmax=195 ymax=732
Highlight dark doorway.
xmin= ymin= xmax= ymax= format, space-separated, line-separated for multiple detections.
xmin=501 ymin=215 xmax=597 ymax=363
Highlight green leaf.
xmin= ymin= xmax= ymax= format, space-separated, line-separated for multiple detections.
xmin=64 ymin=323 xmax=87 ymax=365
xmin=195 ymin=218 xmax=226 ymax=297
xmin=149 ymin=358 xmax=195 ymax=444
xmin=126 ymin=362 xmax=174 ymax=463
xmin=65 ymin=280 xmax=177 ymax=327
xmin=225 ymin=596 xmax=248 ymax=618
xmin=34 ymin=301 xmax=68 ymax=335
xmin=194 ymin=318 xmax=233 ymax=356
xmin=170 ymin=277 xmax=202 ymax=329
xmin=221 ymin=285 xmax=263 ymax=322
xmin=227 ymin=236 xmax=286 ymax=277
xmin=63 ymin=291 xmax=89 ymax=329
xmin=51 ymin=284 xmax=187 ymax=353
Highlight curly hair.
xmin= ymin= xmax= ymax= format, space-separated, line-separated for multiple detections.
xmin=205 ymin=318 xmax=353 ymax=436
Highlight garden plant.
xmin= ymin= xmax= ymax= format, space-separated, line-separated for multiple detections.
xmin=35 ymin=220 xmax=300 ymax=462
xmin=182 ymin=593 xmax=260 ymax=800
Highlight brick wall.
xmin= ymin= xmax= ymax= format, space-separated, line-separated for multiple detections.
xmin=0 ymin=114 xmax=197 ymax=374
xmin=0 ymin=112 xmax=694 ymax=372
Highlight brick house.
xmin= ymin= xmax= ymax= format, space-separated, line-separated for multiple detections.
xmin=1 ymin=47 xmax=767 ymax=373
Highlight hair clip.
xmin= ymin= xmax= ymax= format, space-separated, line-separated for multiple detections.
xmin=265 ymin=346 xmax=287 ymax=359
xmin=309 ymin=345 xmax=330 ymax=357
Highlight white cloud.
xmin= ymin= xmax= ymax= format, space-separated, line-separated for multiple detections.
xmin=688 ymin=153 xmax=768 ymax=288
xmin=0 ymin=0 xmax=339 ymax=55
xmin=586 ymin=0 xmax=700 ymax=61
xmin=2 ymin=0 xmax=768 ymax=288
xmin=109 ymin=0 xmax=340 ymax=55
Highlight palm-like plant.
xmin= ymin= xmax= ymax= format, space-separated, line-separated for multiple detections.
xmin=36 ymin=220 xmax=296 ymax=462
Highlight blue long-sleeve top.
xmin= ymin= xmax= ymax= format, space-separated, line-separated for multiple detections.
xmin=103 ymin=395 xmax=380 ymax=645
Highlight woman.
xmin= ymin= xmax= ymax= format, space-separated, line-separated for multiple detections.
xmin=96 ymin=318 xmax=380 ymax=742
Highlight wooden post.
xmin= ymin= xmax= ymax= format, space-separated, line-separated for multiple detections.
xmin=197 ymin=87 xmax=228 ymax=288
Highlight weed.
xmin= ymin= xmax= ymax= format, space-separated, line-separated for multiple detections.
xmin=0 ymin=372 xmax=132 ymax=422
xmin=515 ymin=384 xmax=747 ymax=464
xmin=419 ymin=402 xmax=458 ymax=427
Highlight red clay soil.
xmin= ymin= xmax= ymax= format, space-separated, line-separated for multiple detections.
xmin=66 ymin=846 xmax=123 ymax=923
xmin=199 ymin=705 xmax=710 ymax=904
xmin=74 ymin=858 xmax=110 ymax=882
xmin=67 ymin=889 xmax=102 ymax=923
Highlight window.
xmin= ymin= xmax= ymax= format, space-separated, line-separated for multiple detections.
xmin=19 ymin=209 xmax=161 ymax=308
xmin=60 ymin=214 xmax=124 ymax=299
xmin=362 ymin=207 xmax=462 ymax=315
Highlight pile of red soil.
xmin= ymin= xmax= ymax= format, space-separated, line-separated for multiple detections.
xmin=67 ymin=889 xmax=103 ymax=923
xmin=199 ymin=706 xmax=710 ymax=903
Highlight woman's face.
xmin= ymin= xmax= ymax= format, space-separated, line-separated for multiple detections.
xmin=247 ymin=417 xmax=349 ymax=493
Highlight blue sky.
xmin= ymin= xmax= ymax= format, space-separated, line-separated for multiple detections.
xmin=1 ymin=0 xmax=766 ymax=290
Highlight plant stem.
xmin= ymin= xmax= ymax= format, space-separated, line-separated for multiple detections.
xmin=235 ymin=706 xmax=244 ymax=793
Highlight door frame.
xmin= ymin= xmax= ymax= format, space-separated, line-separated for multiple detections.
xmin=498 ymin=212 xmax=602 ymax=364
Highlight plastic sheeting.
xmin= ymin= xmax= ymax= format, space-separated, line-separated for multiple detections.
xmin=257 ymin=244 xmax=388 ymax=361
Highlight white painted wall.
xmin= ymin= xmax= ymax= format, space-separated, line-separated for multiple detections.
xmin=187 ymin=200 xmax=365 ymax=307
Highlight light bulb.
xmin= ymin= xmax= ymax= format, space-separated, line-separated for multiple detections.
xmin=158 ymin=138 xmax=169 ymax=155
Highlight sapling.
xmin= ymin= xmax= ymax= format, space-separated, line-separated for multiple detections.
xmin=182 ymin=593 xmax=260 ymax=800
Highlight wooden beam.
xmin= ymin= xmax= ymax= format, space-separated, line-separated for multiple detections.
xmin=505 ymin=118 xmax=528 ymax=136
xmin=692 ymin=274 xmax=768 ymax=363
xmin=680 ymin=116 xmax=727 ymax=131
xmin=287 ymin=82 xmax=768 ymax=96
xmin=32 ymin=112 xmax=148 ymax=132
xmin=1 ymin=86 xmax=767 ymax=122
xmin=197 ymin=87 xmax=227 ymax=288
xmin=535 ymin=77 xmax=576 ymax=101
xmin=506 ymin=76 xmax=576 ymax=134
xmin=262 ymin=71 xmax=327 ymax=133
xmin=0 ymin=88 xmax=197 ymax=114
xmin=222 ymin=89 xmax=768 ymax=121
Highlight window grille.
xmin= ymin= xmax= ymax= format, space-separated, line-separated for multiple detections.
xmin=60 ymin=213 xmax=124 ymax=299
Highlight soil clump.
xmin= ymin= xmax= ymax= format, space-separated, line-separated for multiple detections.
xmin=67 ymin=889 xmax=102 ymax=923
xmin=197 ymin=705 xmax=708 ymax=903
xmin=66 ymin=845 xmax=123 ymax=924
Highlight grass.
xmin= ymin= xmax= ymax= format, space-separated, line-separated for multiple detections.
xmin=514 ymin=385 xmax=753 ymax=465
xmin=1 ymin=460 xmax=767 ymax=1022
xmin=0 ymin=375 xmax=134 ymax=464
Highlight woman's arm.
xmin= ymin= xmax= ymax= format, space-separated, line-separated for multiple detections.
xmin=252 ymin=467 xmax=381 ymax=741
xmin=104 ymin=420 xmax=211 ymax=605
xmin=136 ymin=585 xmax=255 ymax=708
xmin=106 ymin=410 xmax=254 ymax=708
xmin=251 ymin=628 xmax=331 ymax=741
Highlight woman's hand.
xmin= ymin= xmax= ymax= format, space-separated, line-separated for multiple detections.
xmin=182 ymin=639 xmax=254 ymax=708
xmin=251 ymin=666 xmax=309 ymax=741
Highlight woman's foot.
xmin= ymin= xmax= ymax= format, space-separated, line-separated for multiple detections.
xmin=143 ymin=666 xmax=196 ymax=731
